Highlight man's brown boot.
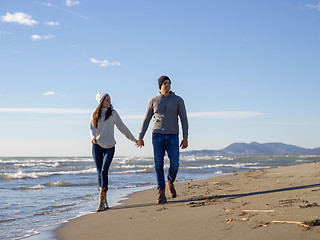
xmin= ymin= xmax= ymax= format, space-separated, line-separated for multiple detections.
xmin=157 ymin=189 xmax=167 ymax=204
xmin=166 ymin=180 xmax=177 ymax=198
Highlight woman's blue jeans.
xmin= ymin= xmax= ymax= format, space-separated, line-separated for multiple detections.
xmin=152 ymin=133 xmax=179 ymax=190
xmin=92 ymin=144 xmax=115 ymax=189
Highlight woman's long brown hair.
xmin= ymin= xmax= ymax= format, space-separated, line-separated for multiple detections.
xmin=92 ymin=98 xmax=113 ymax=128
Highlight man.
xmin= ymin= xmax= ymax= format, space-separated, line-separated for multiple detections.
xmin=137 ymin=75 xmax=189 ymax=204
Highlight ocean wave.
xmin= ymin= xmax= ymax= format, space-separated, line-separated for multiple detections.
xmin=112 ymin=182 xmax=156 ymax=189
xmin=1 ymin=167 xmax=156 ymax=180
xmin=16 ymin=230 xmax=39 ymax=240
xmin=75 ymin=194 xmax=94 ymax=201
xmin=34 ymin=209 xmax=63 ymax=216
xmin=1 ymin=168 xmax=97 ymax=180
xmin=13 ymin=162 xmax=60 ymax=168
xmin=21 ymin=184 xmax=45 ymax=190
xmin=113 ymin=164 xmax=154 ymax=169
xmin=182 ymin=165 xmax=220 ymax=170
xmin=45 ymin=203 xmax=79 ymax=210
xmin=245 ymin=166 xmax=270 ymax=169
xmin=0 ymin=157 xmax=93 ymax=164
xmin=181 ymin=156 xmax=235 ymax=161
xmin=181 ymin=162 xmax=259 ymax=170
xmin=0 ymin=161 xmax=266 ymax=180
xmin=298 ymin=155 xmax=320 ymax=158
xmin=44 ymin=181 xmax=97 ymax=187
xmin=113 ymin=157 xmax=153 ymax=164
xmin=0 ymin=218 xmax=16 ymax=223
xmin=33 ymin=203 xmax=80 ymax=216
xmin=111 ymin=169 xmax=153 ymax=174
xmin=44 ymin=181 xmax=69 ymax=187
xmin=296 ymin=159 xmax=306 ymax=162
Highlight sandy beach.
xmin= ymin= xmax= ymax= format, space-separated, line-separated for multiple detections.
xmin=56 ymin=162 xmax=320 ymax=240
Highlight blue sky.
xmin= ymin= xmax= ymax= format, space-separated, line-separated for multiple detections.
xmin=1 ymin=0 xmax=320 ymax=157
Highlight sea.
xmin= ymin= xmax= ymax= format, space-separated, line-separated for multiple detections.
xmin=1 ymin=154 xmax=320 ymax=240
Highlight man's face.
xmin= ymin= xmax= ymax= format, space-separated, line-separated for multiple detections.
xmin=161 ymin=80 xmax=171 ymax=92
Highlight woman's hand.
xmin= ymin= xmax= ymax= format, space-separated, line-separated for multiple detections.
xmin=91 ymin=139 xmax=97 ymax=144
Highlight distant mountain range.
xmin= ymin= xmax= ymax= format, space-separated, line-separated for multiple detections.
xmin=182 ymin=142 xmax=320 ymax=156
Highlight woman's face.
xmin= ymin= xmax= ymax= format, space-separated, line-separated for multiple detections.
xmin=102 ymin=95 xmax=111 ymax=108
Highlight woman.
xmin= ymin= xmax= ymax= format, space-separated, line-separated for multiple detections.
xmin=90 ymin=92 xmax=137 ymax=212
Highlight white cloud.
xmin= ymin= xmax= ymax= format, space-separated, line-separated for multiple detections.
xmin=31 ymin=34 xmax=41 ymax=40
xmin=42 ymin=91 xmax=56 ymax=96
xmin=307 ymin=3 xmax=320 ymax=11
xmin=0 ymin=108 xmax=92 ymax=114
xmin=0 ymin=121 xmax=87 ymax=125
xmin=43 ymin=3 xmax=53 ymax=7
xmin=31 ymin=34 xmax=54 ymax=41
xmin=45 ymin=21 xmax=60 ymax=26
xmin=187 ymin=111 xmax=265 ymax=119
xmin=89 ymin=58 xmax=121 ymax=67
xmin=1 ymin=12 xmax=38 ymax=26
xmin=42 ymin=2 xmax=90 ymax=20
xmin=66 ymin=0 xmax=80 ymax=7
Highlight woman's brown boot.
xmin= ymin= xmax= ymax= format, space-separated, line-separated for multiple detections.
xmin=157 ymin=189 xmax=167 ymax=204
xmin=96 ymin=187 xmax=108 ymax=212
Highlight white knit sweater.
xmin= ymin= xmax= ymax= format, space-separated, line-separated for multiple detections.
xmin=90 ymin=109 xmax=137 ymax=149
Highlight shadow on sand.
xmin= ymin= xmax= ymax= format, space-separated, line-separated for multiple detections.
xmin=110 ymin=183 xmax=320 ymax=210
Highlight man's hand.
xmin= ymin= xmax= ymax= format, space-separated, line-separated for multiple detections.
xmin=91 ymin=139 xmax=97 ymax=144
xmin=180 ymin=138 xmax=188 ymax=149
xmin=136 ymin=137 xmax=144 ymax=148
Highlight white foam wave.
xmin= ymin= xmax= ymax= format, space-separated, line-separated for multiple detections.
xmin=182 ymin=162 xmax=259 ymax=170
xmin=3 ymin=168 xmax=97 ymax=180
xmin=21 ymin=184 xmax=45 ymax=190
xmin=113 ymin=169 xmax=150 ymax=174
xmin=0 ymin=158 xmax=93 ymax=164
xmin=19 ymin=230 xmax=40 ymax=240
xmin=45 ymin=181 xmax=67 ymax=187
xmin=13 ymin=162 xmax=60 ymax=168
xmin=181 ymin=156 xmax=235 ymax=161
xmin=114 ymin=164 xmax=154 ymax=169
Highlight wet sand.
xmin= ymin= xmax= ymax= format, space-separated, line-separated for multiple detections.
xmin=56 ymin=162 xmax=320 ymax=240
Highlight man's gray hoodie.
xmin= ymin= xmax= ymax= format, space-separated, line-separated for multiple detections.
xmin=139 ymin=92 xmax=188 ymax=139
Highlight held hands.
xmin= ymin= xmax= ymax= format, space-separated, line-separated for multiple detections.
xmin=136 ymin=137 xmax=144 ymax=148
xmin=136 ymin=137 xmax=187 ymax=149
xmin=94 ymin=137 xmax=186 ymax=149
xmin=180 ymin=138 xmax=188 ymax=149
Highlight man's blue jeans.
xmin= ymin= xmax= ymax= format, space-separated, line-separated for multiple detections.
xmin=152 ymin=133 xmax=180 ymax=190
xmin=92 ymin=144 xmax=115 ymax=189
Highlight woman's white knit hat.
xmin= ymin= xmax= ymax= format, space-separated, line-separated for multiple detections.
xmin=96 ymin=92 xmax=109 ymax=103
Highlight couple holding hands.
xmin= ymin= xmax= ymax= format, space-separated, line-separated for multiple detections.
xmin=90 ymin=76 xmax=189 ymax=212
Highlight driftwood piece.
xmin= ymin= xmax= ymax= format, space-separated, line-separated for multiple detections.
xmin=225 ymin=217 xmax=249 ymax=223
xmin=242 ymin=209 xmax=275 ymax=213
xmin=272 ymin=220 xmax=310 ymax=228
